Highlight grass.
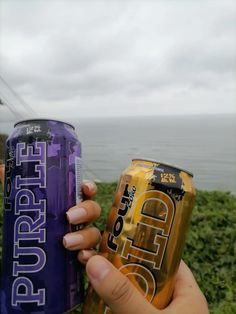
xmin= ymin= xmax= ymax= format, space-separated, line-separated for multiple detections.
xmin=1 ymin=182 xmax=236 ymax=314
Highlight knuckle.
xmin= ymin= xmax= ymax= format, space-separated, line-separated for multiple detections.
xmin=83 ymin=199 xmax=93 ymax=206
xmin=84 ymin=200 xmax=98 ymax=210
xmin=90 ymin=201 xmax=101 ymax=218
xmin=111 ymin=276 xmax=133 ymax=304
xmin=91 ymin=227 xmax=102 ymax=241
xmin=93 ymin=200 xmax=101 ymax=211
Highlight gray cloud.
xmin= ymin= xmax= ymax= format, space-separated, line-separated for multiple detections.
xmin=0 ymin=0 xmax=236 ymax=120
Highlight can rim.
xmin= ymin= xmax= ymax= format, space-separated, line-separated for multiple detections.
xmin=132 ymin=158 xmax=194 ymax=177
xmin=14 ymin=119 xmax=75 ymax=130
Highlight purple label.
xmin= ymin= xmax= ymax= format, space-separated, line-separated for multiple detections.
xmin=12 ymin=277 xmax=45 ymax=306
xmin=12 ymin=142 xmax=47 ymax=307
xmin=2 ymin=120 xmax=83 ymax=313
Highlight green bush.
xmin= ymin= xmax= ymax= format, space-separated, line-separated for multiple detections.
xmin=0 ymin=183 xmax=235 ymax=313
xmin=0 ymin=133 xmax=8 ymax=163
xmin=183 ymin=190 xmax=236 ymax=313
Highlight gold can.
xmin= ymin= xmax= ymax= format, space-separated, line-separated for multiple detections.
xmin=83 ymin=159 xmax=196 ymax=313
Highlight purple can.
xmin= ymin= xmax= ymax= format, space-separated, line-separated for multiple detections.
xmin=1 ymin=119 xmax=83 ymax=313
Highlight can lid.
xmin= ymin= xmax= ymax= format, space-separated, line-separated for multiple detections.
xmin=132 ymin=158 xmax=194 ymax=177
xmin=14 ymin=119 xmax=75 ymax=130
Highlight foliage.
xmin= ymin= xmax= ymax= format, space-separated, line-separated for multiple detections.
xmin=0 ymin=183 xmax=235 ymax=313
xmin=183 ymin=190 xmax=236 ymax=313
xmin=0 ymin=183 xmax=3 ymax=274
xmin=0 ymin=133 xmax=8 ymax=163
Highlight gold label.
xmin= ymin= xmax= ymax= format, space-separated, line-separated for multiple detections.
xmin=106 ymin=183 xmax=175 ymax=305
xmin=107 ymin=184 xmax=136 ymax=251
xmin=83 ymin=160 xmax=195 ymax=314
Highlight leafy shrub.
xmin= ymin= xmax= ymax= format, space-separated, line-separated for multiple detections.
xmin=0 ymin=133 xmax=8 ymax=163
xmin=0 ymin=183 xmax=235 ymax=313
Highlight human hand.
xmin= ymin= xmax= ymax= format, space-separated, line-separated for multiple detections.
xmin=63 ymin=180 xmax=101 ymax=264
xmin=85 ymin=255 xmax=209 ymax=314
xmin=0 ymin=164 xmax=102 ymax=261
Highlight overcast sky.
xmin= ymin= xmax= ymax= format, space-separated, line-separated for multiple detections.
xmin=0 ymin=0 xmax=236 ymax=121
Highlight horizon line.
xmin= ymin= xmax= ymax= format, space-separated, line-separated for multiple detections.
xmin=1 ymin=111 xmax=236 ymax=123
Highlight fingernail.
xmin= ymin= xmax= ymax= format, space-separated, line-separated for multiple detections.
xmin=87 ymin=256 xmax=111 ymax=281
xmin=83 ymin=181 xmax=96 ymax=193
xmin=66 ymin=207 xmax=87 ymax=223
xmin=80 ymin=249 xmax=94 ymax=261
xmin=86 ymin=181 xmax=95 ymax=191
xmin=63 ymin=233 xmax=84 ymax=249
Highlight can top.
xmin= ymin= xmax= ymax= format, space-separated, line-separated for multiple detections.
xmin=14 ymin=118 xmax=75 ymax=130
xmin=132 ymin=158 xmax=194 ymax=177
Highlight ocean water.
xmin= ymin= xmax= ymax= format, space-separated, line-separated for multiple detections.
xmin=75 ymin=114 xmax=236 ymax=193
xmin=1 ymin=114 xmax=236 ymax=193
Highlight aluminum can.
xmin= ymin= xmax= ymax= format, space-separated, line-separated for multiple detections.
xmin=83 ymin=158 xmax=196 ymax=314
xmin=1 ymin=119 xmax=83 ymax=314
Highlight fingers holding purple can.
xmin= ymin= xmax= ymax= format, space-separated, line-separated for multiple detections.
xmin=63 ymin=180 xmax=102 ymax=265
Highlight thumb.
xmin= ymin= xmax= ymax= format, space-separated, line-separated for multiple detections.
xmin=86 ymin=255 xmax=158 ymax=314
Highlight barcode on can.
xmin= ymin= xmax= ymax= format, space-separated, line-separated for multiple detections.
xmin=75 ymin=156 xmax=83 ymax=204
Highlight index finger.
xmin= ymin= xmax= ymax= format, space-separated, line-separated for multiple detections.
xmin=82 ymin=180 xmax=97 ymax=199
